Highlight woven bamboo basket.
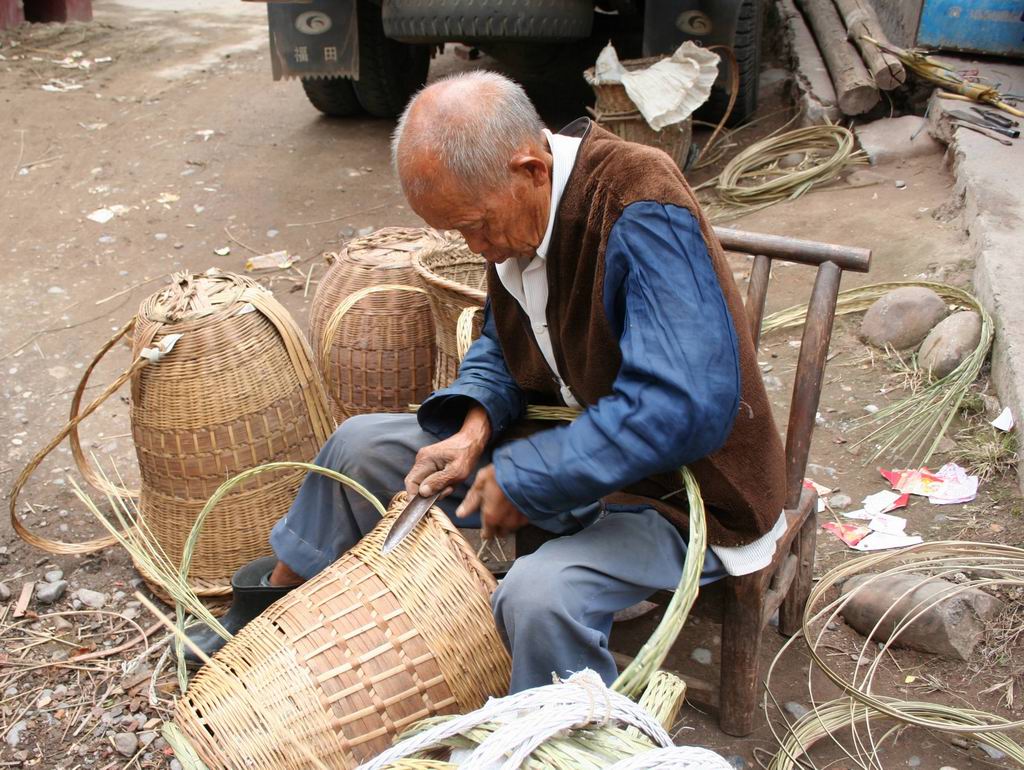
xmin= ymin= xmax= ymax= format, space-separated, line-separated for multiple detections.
xmin=309 ymin=228 xmax=444 ymax=423
xmin=584 ymin=56 xmax=694 ymax=170
xmin=10 ymin=270 xmax=334 ymax=605
xmin=411 ymin=238 xmax=487 ymax=389
xmin=168 ymin=494 xmax=511 ymax=770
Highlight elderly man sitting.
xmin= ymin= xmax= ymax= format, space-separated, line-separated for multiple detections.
xmin=187 ymin=71 xmax=788 ymax=693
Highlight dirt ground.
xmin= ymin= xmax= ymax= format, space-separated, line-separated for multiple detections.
xmin=1 ymin=1 xmax=1021 ymax=768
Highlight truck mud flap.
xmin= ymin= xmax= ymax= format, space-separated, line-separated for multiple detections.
xmin=268 ymin=0 xmax=358 ymax=80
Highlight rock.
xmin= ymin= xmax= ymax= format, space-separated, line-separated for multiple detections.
xmin=0 ymin=581 xmax=10 ymax=601
xmin=864 ymin=404 xmax=880 ymax=414
xmin=979 ymin=743 xmax=1006 ymax=760
xmin=36 ymin=580 xmax=67 ymax=604
xmin=859 ymin=287 xmax=948 ymax=351
xmin=725 ymin=755 xmax=748 ymax=769
xmin=113 ymin=732 xmax=139 ymax=757
xmin=829 ymin=493 xmax=853 ymax=509
xmin=44 ymin=569 xmax=63 ymax=583
xmin=939 ymin=767 xmax=959 ymax=770
xmin=75 ymin=588 xmax=107 ymax=609
xmin=36 ymin=689 xmax=53 ymax=709
xmin=784 ymin=701 xmax=809 ymax=719
xmin=138 ymin=730 xmax=158 ymax=747
xmin=841 ymin=573 xmax=1003 ymax=660
xmin=908 ymin=755 xmax=921 ymax=767
xmin=918 ymin=311 xmax=982 ymax=380
xmin=806 ymin=463 xmax=837 ymax=479
xmin=763 ymin=374 xmax=784 ymax=391
xmin=855 ymin=116 xmax=942 ymax=165
xmin=5 ymin=720 xmax=27 ymax=747
xmin=690 ymin=647 xmax=712 ymax=665
xmin=895 ymin=179 xmax=907 ymax=189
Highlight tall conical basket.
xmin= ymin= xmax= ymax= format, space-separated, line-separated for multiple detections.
xmin=411 ymin=238 xmax=487 ymax=389
xmin=309 ymin=227 xmax=444 ymax=423
xmin=168 ymin=494 xmax=511 ymax=769
xmin=10 ymin=270 xmax=335 ymax=607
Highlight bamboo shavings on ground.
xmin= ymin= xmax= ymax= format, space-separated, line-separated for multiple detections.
xmin=761 ymin=281 xmax=993 ymax=465
xmin=699 ymin=123 xmax=867 ymax=222
xmin=763 ymin=541 xmax=1024 ymax=769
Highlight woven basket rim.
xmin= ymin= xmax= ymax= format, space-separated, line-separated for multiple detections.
xmin=138 ymin=269 xmax=263 ymax=326
xmin=412 ymin=243 xmax=487 ymax=303
xmin=326 ymin=227 xmax=447 ymax=269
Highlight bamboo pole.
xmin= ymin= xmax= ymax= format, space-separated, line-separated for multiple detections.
xmin=832 ymin=0 xmax=906 ymax=90
xmin=796 ymin=0 xmax=880 ymax=115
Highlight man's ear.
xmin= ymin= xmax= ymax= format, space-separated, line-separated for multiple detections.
xmin=509 ymin=153 xmax=550 ymax=188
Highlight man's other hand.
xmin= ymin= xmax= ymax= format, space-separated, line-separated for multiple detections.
xmin=404 ymin=405 xmax=491 ymax=498
xmin=457 ymin=464 xmax=528 ymax=540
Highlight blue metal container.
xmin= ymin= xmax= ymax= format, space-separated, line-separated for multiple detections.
xmin=917 ymin=0 xmax=1024 ymax=57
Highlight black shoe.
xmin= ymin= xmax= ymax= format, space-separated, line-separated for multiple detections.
xmin=184 ymin=556 xmax=297 ymax=669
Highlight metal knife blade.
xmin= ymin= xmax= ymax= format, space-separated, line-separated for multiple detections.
xmin=380 ymin=492 xmax=441 ymax=554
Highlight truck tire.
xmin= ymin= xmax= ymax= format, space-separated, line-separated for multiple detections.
xmin=382 ymin=0 xmax=593 ymax=43
xmin=704 ymin=0 xmax=761 ymax=125
xmin=301 ymin=76 xmax=364 ymax=117
xmin=355 ymin=0 xmax=430 ymax=117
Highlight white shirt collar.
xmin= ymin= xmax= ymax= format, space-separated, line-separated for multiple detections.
xmin=534 ymin=128 xmax=583 ymax=260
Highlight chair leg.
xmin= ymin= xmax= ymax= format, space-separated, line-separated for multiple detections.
xmin=719 ymin=574 xmax=765 ymax=737
xmin=779 ymin=514 xmax=817 ymax=637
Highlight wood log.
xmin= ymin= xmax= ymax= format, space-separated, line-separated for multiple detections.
xmin=833 ymin=0 xmax=907 ymax=90
xmin=796 ymin=0 xmax=880 ymax=115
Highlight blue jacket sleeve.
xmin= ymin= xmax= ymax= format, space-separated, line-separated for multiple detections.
xmin=492 ymin=202 xmax=741 ymax=522
xmin=417 ymin=301 xmax=526 ymax=439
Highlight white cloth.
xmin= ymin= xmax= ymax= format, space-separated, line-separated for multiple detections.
xmin=589 ymin=42 xmax=720 ymax=130
xmin=495 ymin=129 xmax=784 ymax=576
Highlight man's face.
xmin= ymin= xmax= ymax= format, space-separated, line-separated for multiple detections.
xmin=405 ymin=154 xmax=551 ymax=264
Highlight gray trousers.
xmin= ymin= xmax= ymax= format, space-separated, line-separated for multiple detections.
xmin=270 ymin=413 xmax=726 ymax=693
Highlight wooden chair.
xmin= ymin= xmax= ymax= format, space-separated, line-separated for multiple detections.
xmin=511 ymin=226 xmax=871 ymax=737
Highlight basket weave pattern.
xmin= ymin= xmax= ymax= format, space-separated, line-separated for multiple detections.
xmin=411 ymin=239 xmax=487 ymax=389
xmin=174 ymin=496 xmax=511 ymax=769
xmin=128 ymin=272 xmax=333 ymax=589
xmin=585 ymin=56 xmax=694 ymax=170
xmin=309 ymin=228 xmax=443 ymax=422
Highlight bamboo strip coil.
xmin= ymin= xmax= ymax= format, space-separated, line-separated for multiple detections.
xmin=309 ymin=228 xmax=442 ymax=422
xmin=174 ymin=495 xmax=511 ymax=769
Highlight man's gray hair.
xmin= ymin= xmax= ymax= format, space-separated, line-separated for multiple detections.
xmin=392 ymin=71 xmax=544 ymax=197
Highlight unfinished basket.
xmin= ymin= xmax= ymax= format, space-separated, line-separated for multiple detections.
xmin=10 ymin=270 xmax=334 ymax=603
xmin=584 ymin=56 xmax=694 ymax=170
xmin=411 ymin=238 xmax=487 ymax=389
xmin=309 ymin=227 xmax=443 ymax=422
xmin=169 ymin=494 xmax=511 ymax=770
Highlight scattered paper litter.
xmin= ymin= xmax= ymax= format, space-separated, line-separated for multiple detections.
xmin=879 ymin=464 xmax=978 ymax=505
xmin=156 ymin=192 xmax=180 ymax=204
xmin=841 ymin=509 xmax=875 ymax=521
xmin=213 ymin=246 xmax=231 ymax=257
xmin=992 ymin=407 xmax=1014 ymax=432
xmin=929 ymin=462 xmax=978 ymax=505
xmin=862 ymin=490 xmax=909 ymax=515
xmin=245 ymin=250 xmax=297 ymax=271
xmin=195 ymin=129 xmax=216 ymax=141
xmin=804 ymin=479 xmax=833 ymax=513
xmin=587 ymin=42 xmax=719 ymax=130
xmin=868 ymin=512 xmax=907 ymax=536
xmin=822 ymin=522 xmax=869 ymax=547
xmin=853 ymin=531 xmax=923 ymax=551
